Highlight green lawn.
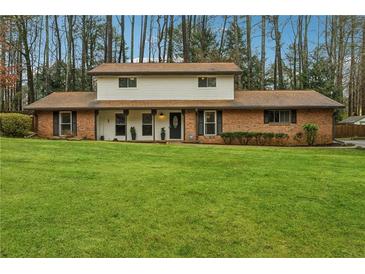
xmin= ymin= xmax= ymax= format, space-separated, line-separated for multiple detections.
xmin=1 ymin=138 xmax=364 ymax=258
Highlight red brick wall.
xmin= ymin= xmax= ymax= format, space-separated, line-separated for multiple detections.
xmin=36 ymin=110 xmax=95 ymax=140
xmin=184 ymin=109 xmax=197 ymax=142
xmin=185 ymin=109 xmax=334 ymax=145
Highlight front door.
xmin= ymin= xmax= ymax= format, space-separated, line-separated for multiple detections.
xmin=169 ymin=113 xmax=181 ymax=139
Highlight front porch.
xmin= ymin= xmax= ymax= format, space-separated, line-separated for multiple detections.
xmin=96 ymin=109 xmax=185 ymax=142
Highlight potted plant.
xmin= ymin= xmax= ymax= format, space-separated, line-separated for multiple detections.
xmin=161 ymin=127 xmax=166 ymax=140
xmin=130 ymin=126 xmax=137 ymax=140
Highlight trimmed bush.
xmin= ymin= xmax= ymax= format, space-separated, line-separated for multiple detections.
xmin=0 ymin=113 xmax=32 ymax=137
xmin=221 ymin=131 xmax=288 ymax=145
xmin=303 ymin=123 xmax=319 ymax=145
xmin=220 ymin=132 xmax=234 ymax=144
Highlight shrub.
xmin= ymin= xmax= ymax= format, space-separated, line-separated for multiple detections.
xmin=233 ymin=131 xmax=247 ymax=145
xmin=220 ymin=132 xmax=234 ymax=144
xmin=262 ymin=132 xmax=275 ymax=145
xmin=0 ymin=113 xmax=32 ymax=137
xmin=294 ymin=132 xmax=304 ymax=142
xmin=303 ymin=123 xmax=319 ymax=145
xmin=274 ymin=133 xmax=289 ymax=145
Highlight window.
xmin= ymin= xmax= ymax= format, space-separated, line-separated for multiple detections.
xmin=204 ymin=111 xmax=216 ymax=135
xmin=115 ymin=113 xmax=126 ymax=136
xmin=198 ymin=77 xmax=216 ymax=88
xmin=59 ymin=111 xmax=72 ymax=136
xmin=142 ymin=113 xmax=152 ymax=136
xmin=264 ymin=110 xmax=292 ymax=124
xmin=119 ymin=77 xmax=137 ymax=88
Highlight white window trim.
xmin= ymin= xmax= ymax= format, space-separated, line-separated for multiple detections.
xmin=59 ymin=111 xmax=72 ymax=136
xmin=115 ymin=112 xmax=126 ymax=136
xmin=204 ymin=110 xmax=217 ymax=136
xmin=118 ymin=76 xmax=138 ymax=89
xmin=197 ymin=76 xmax=217 ymax=89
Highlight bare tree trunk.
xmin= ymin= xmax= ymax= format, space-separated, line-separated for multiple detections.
xmin=118 ymin=16 xmax=126 ymax=63
xmin=139 ymin=15 xmax=148 ymax=63
xmin=43 ymin=15 xmax=49 ymax=94
xmin=130 ymin=16 xmax=135 ymax=63
xmin=273 ymin=16 xmax=284 ymax=89
xmin=182 ymin=15 xmax=190 ymax=62
xmin=106 ymin=15 xmax=113 ymax=63
xmin=297 ymin=16 xmax=303 ymax=89
xmin=348 ymin=16 xmax=356 ymax=116
xmin=246 ymin=16 xmax=252 ymax=89
xmin=167 ymin=15 xmax=174 ymax=63
xmin=54 ymin=15 xmax=62 ymax=62
xmin=81 ymin=16 xmax=87 ymax=90
xmin=302 ymin=16 xmax=310 ymax=89
xmin=148 ymin=16 xmax=153 ymax=62
xmin=15 ymin=16 xmax=35 ymax=104
xmin=65 ymin=16 xmax=73 ymax=91
xmin=261 ymin=16 xmax=266 ymax=90
xmin=219 ymin=16 xmax=227 ymax=59
xmin=361 ymin=19 xmax=365 ymax=115
xmin=162 ymin=16 xmax=168 ymax=62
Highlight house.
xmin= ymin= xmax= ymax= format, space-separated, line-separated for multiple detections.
xmin=24 ymin=63 xmax=344 ymax=145
xmin=338 ymin=115 xmax=365 ymax=125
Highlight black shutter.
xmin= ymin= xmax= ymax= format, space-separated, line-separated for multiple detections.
xmin=264 ymin=110 xmax=269 ymax=124
xmin=198 ymin=110 xmax=204 ymax=135
xmin=217 ymin=110 xmax=223 ymax=134
xmin=291 ymin=110 xmax=297 ymax=123
xmin=53 ymin=111 xmax=59 ymax=136
xmin=72 ymin=111 xmax=77 ymax=136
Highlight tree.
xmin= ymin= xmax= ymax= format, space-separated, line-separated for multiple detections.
xmin=246 ymin=16 xmax=252 ymax=89
xmin=139 ymin=16 xmax=148 ymax=63
xmin=106 ymin=15 xmax=113 ymax=63
xmin=181 ymin=15 xmax=190 ymax=62
xmin=14 ymin=16 xmax=35 ymax=103
xmin=272 ymin=16 xmax=284 ymax=89
xmin=167 ymin=15 xmax=174 ymax=62
xmin=130 ymin=16 xmax=135 ymax=63
xmin=260 ymin=16 xmax=266 ymax=89
xmin=361 ymin=18 xmax=365 ymax=114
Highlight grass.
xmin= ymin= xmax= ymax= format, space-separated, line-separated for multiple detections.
xmin=1 ymin=137 xmax=364 ymax=258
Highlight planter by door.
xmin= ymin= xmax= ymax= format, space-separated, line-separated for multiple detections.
xmin=169 ymin=113 xmax=181 ymax=139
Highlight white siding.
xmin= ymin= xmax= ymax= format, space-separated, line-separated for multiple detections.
xmin=96 ymin=75 xmax=234 ymax=100
xmin=97 ymin=109 xmax=183 ymax=141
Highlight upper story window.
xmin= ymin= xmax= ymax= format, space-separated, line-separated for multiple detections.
xmin=198 ymin=77 xmax=216 ymax=88
xmin=119 ymin=77 xmax=137 ymax=88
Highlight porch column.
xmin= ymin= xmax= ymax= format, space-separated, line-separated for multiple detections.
xmin=124 ymin=109 xmax=129 ymax=141
xmin=151 ymin=109 xmax=157 ymax=142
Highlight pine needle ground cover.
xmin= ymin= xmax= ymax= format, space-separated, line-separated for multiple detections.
xmin=1 ymin=138 xmax=364 ymax=257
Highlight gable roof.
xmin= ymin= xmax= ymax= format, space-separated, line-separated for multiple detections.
xmin=338 ymin=115 xmax=365 ymax=124
xmin=24 ymin=90 xmax=344 ymax=111
xmin=88 ymin=63 xmax=242 ymax=76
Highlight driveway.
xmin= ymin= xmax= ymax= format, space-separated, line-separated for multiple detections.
xmin=340 ymin=139 xmax=365 ymax=148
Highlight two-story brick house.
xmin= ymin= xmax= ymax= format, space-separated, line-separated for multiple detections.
xmin=25 ymin=63 xmax=343 ymax=145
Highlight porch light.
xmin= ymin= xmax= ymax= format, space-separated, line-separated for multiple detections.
xmin=159 ymin=112 xmax=164 ymax=118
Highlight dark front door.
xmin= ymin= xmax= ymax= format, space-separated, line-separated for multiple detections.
xmin=169 ymin=113 xmax=181 ymax=139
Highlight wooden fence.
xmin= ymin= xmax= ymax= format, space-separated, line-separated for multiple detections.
xmin=335 ymin=124 xmax=365 ymax=138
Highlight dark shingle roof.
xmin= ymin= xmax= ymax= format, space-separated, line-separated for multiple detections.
xmin=24 ymin=90 xmax=344 ymax=110
xmin=88 ymin=63 xmax=242 ymax=76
